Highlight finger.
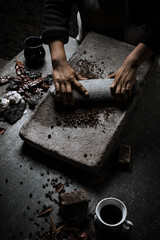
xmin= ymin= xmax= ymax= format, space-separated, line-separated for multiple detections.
xmin=66 ymin=82 xmax=74 ymax=105
xmin=121 ymin=87 xmax=127 ymax=101
xmin=126 ymin=81 xmax=134 ymax=96
xmin=107 ymin=73 xmax=115 ymax=78
xmin=110 ymin=80 xmax=117 ymax=96
xmin=115 ymin=83 xmax=122 ymax=102
xmin=61 ymin=83 xmax=68 ymax=105
xmin=54 ymin=81 xmax=60 ymax=97
xmin=76 ymin=73 xmax=88 ymax=80
xmin=72 ymin=78 xmax=89 ymax=96
xmin=121 ymin=80 xmax=127 ymax=101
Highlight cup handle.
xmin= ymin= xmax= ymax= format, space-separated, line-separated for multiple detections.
xmin=123 ymin=220 xmax=134 ymax=232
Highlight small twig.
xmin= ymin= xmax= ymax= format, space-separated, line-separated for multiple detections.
xmin=50 ymin=216 xmax=56 ymax=232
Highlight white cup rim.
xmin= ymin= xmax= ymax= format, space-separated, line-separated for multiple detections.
xmin=96 ymin=197 xmax=127 ymax=227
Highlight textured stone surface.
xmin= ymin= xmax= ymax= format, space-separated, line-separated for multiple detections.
xmin=20 ymin=32 xmax=153 ymax=174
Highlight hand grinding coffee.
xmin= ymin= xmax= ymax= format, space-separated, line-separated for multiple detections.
xmin=100 ymin=205 xmax=122 ymax=225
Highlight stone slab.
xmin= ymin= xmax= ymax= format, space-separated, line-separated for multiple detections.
xmin=19 ymin=32 xmax=153 ymax=174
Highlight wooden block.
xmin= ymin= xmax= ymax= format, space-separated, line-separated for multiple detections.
xmin=58 ymin=189 xmax=88 ymax=226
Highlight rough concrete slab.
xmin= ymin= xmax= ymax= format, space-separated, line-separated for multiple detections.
xmin=20 ymin=32 xmax=153 ymax=174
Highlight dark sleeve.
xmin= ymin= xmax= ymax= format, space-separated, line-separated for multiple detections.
xmin=42 ymin=0 xmax=73 ymax=44
xmin=138 ymin=1 xmax=160 ymax=53
xmin=129 ymin=0 xmax=160 ymax=53
xmin=140 ymin=12 xmax=160 ymax=54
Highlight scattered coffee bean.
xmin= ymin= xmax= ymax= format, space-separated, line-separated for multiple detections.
xmin=5 ymin=179 xmax=8 ymax=183
xmin=48 ymin=134 xmax=51 ymax=139
xmin=29 ymin=216 xmax=33 ymax=221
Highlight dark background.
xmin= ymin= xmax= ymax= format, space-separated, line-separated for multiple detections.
xmin=0 ymin=0 xmax=77 ymax=60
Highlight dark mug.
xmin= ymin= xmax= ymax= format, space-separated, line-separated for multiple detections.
xmin=94 ymin=197 xmax=133 ymax=239
xmin=24 ymin=36 xmax=45 ymax=68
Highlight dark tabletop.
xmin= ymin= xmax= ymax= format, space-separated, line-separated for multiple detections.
xmin=0 ymin=40 xmax=160 ymax=240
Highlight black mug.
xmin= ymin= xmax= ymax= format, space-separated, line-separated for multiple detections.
xmin=24 ymin=36 xmax=45 ymax=68
xmin=94 ymin=197 xmax=133 ymax=239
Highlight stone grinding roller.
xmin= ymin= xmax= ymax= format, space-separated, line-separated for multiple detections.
xmin=49 ymin=78 xmax=139 ymax=102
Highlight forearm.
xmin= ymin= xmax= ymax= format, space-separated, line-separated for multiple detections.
xmin=124 ymin=43 xmax=155 ymax=67
xmin=49 ymin=39 xmax=67 ymax=64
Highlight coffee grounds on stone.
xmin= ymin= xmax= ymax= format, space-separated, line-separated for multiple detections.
xmin=55 ymin=101 xmax=115 ymax=128
xmin=74 ymin=59 xmax=104 ymax=79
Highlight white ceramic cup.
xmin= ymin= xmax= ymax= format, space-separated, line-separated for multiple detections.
xmin=94 ymin=197 xmax=133 ymax=238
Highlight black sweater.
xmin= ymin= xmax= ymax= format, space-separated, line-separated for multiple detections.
xmin=42 ymin=0 xmax=160 ymax=53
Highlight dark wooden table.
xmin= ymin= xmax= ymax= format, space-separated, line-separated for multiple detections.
xmin=0 ymin=38 xmax=160 ymax=240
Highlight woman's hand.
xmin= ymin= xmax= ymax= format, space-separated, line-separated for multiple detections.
xmin=49 ymin=39 xmax=88 ymax=105
xmin=52 ymin=59 xmax=88 ymax=105
xmin=108 ymin=61 xmax=138 ymax=101
xmin=108 ymin=43 xmax=155 ymax=101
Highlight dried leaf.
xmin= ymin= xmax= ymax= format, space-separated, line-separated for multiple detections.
xmin=0 ymin=127 xmax=6 ymax=135
xmin=56 ymin=225 xmax=66 ymax=234
xmin=37 ymin=205 xmax=53 ymax=217
xmin=55 ymin=183 xmax=64 ymax=193
xmin=50 ymin=216 xmax=56 ymax=232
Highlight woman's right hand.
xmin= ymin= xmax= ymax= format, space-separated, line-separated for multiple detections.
xmin=49 ymin=39 xmax=88 ymax=105
xmin=52 ymin=59 xmax=88 ymax=105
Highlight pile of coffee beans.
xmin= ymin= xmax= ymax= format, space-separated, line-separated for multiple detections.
xmin=74 ymin=59 xmax=104 ymax=79
xmin=55 ymin=101 xmax=115 ymax=128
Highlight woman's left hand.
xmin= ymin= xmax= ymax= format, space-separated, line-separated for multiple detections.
xmin=108 ymin=62 xmax=138 ymax=101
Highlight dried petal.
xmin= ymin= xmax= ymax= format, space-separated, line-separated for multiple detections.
xmin=0 ymin=127 xmax=6 ymax=135
xmin=37 ymin=205 xmax=53 ymax=217
xmin=79 ymin=230 xmax=90 ymax=240
xmin=55 ymin=183 xmax=64 ymax=193
xmin=50 ymin=216 xmax=56 ymax=232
